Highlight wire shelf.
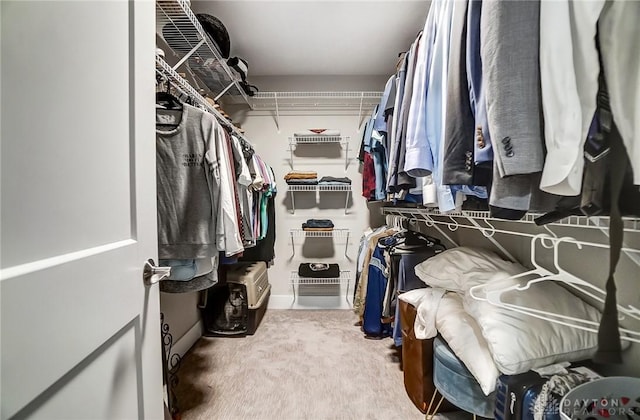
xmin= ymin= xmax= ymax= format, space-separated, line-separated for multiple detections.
xmin=290 ymin=271 xmax=351 ymax=286
xmin=290 ymin=228 xmax=350 ymax=238
xmin=318 ymin=184 xmax=352 ymax=192
xmin=288 ymin=136 xmax=351 ymax=170
xmin=251 ymin=91 xmax=382 ymax=110
xmin=286 ymin=184 xmax=318 ymax=192
xmin=289 ymin=136 xmax=345 ymax=144
xmin=287 ymin=184 xmax=352 ymax=192
xmin=156 ymin=0 xmax=249 ymax=105
xmin=381 ymin=206 xmax=640 ymax=233
xmin=156 ymin=56 xmax=253 ymax=150
xmin=256 ymin=92 xmax=383 ymax=99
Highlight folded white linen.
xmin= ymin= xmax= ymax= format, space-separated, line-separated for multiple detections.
xmin=413 ymin=288 xmax=446 ymax=340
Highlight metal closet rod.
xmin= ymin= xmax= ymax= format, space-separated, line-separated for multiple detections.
xmin=391 ymin=214 xmax=640 ymax=254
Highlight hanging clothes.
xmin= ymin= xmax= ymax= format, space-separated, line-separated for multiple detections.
xmin=466 ymin=0 xmax=493 ymax=180
xmin=156 ymin=103 xmax=222 ymax=260
xmin=215 ymin=124 xmax=244 ymax=257
xmin=155 ymin=92 xmax=275 ymax=291
xmin=353 ymin=227 xmax=396 ymax=316
xmin=231 ymin=135 xmax=255 ymax=247
xmin=362 ymin=244 xmax=393 ymax=338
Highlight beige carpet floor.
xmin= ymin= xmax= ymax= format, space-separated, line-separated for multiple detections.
xmin=172 ymin=309 xmax=433 ymax=420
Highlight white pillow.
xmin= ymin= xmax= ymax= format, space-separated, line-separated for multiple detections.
xmin=435 ymin=292 xmax=501 ymax=396
xmin=414 ymin=247 xmax=526 ymax=292
xmin=463 ymin=278 xmax=601 ymax=375
xmin=397 ymin=288 xmax=429 ymax=308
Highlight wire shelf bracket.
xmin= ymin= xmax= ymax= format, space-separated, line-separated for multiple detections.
xmin=156 ymin=0 xmax=250 ymax=106
xmin=251 ymin=91 xmax=383 ymax=130
xmin=288 ymin=185 xmax=352 ymax=214
xmin=290 ymin=270 xmax=351 ymax=304
xmin=288 ymin=136 xmax=351 ymax=170
xmin=289 ymin=228 xmax=351 ymax=258
xmin=381 ymin=206 xmax=640 ymax=257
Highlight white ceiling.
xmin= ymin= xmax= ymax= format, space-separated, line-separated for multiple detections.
xmin=191 ymin=1 xmax=430 ymax=77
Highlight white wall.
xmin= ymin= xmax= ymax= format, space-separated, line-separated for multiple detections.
xmin=241 ymin=111 xmax=377 ymax=308
xmin=159 ymin=292 xmax=203 ymax=357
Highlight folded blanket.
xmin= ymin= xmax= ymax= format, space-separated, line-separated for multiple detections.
xmin=302 ymin=219 xmax=334 ymax=229
xmin=284 ymin=171 xmax=317 ymax=180
xmin=303 ymin=227 xmax=334 ymax=232
xmin=286 ymin=179 xmax=318 ymax=185
xmin=318 ymin=176 xmax=351 ymax=184
xmin=298 ymin=263 xmax=340 ymax=278
xmin=294 ymin=129 xmax=341 ymax=137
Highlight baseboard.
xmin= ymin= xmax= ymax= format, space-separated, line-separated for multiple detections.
xmin=269 ymin=294 xmax=353 ymax=310
xmin=172 ymin=320 xmax=203 ymax=358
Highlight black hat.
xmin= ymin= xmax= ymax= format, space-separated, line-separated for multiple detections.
xmin=196 ymin=14 xmax=231 ymax=59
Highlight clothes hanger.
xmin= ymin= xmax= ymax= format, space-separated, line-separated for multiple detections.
xmin=377 ymin=216 xmax=403 ymax=248
xmin=468 ymin=233 xmax=555 ymax=302
xmin=400 ymin=230 xmax=442 ymax=247
xmin=513 ymin=236 xmax=640 ymax=324
xmin=483 ymin=293 xmax=640 ymax=344
xmin=155 ymin=80 xmax=184 ymax=129
xmin=156 ymin=80 xmax=183 ymax=111
xmin=478 ymin=235 xmax=640 ymax=323
xmin=472 ymin=234 xmax=640 ymax=343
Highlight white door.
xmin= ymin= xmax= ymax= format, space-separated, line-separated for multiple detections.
xmin=0 ymin=1 xmax=163 ymax=419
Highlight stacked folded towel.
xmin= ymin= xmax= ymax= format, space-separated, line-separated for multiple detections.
xmin=285 ymin=171 xmax=318 ymax=185
xmin=298 ymin=263 xmax=341 ymax=278
xmin=302 ymin=219 xmax=334 ymax=231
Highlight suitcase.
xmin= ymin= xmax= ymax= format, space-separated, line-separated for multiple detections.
xmin=399 ymin=299 xmax=454 ymax=414
xmin=226 ymin=262 xmax=271 ymax=335
xmin=495 ymin=371 xmax=547 ymax=420
xmin=495 ymin=367 xmax=601 ymax=420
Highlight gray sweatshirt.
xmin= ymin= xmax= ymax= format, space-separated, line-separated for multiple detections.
xmin=156 ymin=104 xmax=221 ymax=259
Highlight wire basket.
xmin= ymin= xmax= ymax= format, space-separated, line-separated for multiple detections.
xmin=560 ymin=377 xmax=640 ymax=419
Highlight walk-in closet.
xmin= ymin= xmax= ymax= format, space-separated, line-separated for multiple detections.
xmin=2 ymin=0 xmax=640 ymax=419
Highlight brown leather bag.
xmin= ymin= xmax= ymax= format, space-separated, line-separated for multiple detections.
xmin=399 ymin=298 xmax=454 ymax=414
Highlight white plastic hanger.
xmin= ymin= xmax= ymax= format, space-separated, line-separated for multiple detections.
xmin=468 ymin=233 xmax=554 ymax=303
xmin=469 ymin=233 xmax=640 ymax=343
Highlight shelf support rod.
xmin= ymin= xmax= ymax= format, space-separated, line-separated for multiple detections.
xmin=344 ymin=190 xmax=351 ymax=215
xmin=274 ymin=93 xmax=281 ymax=132
xmin=290 ymin=189 xmax=296 ymax=214
xmin=345 ymin=274 xmax=351 ymax=306
xmin=465 ymin=216 xmax=518 ymax=263
xmin=586 ymin=217 xmax=640 ymax=268
xmin=345 ymin=231 xmax=350 ymax=258
xmin=291 ymin=281 xmax=296 ymax=303
xmin=344 ymin=139 xmax=349 ymax=171
xmin=214 ymin=81 xmax=236 ymax=102
xmin=172 ymin=39 xmax=205 ymax=71
xmin=290 ymin=233 xmax=296 ymax=257
xmin=357 ymin=93 xmax=364 ymax=132
xmin=289 ymin=139 xmax=294 ymax=170
xmin=431 ymin=223 xmax=459 ymax=248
